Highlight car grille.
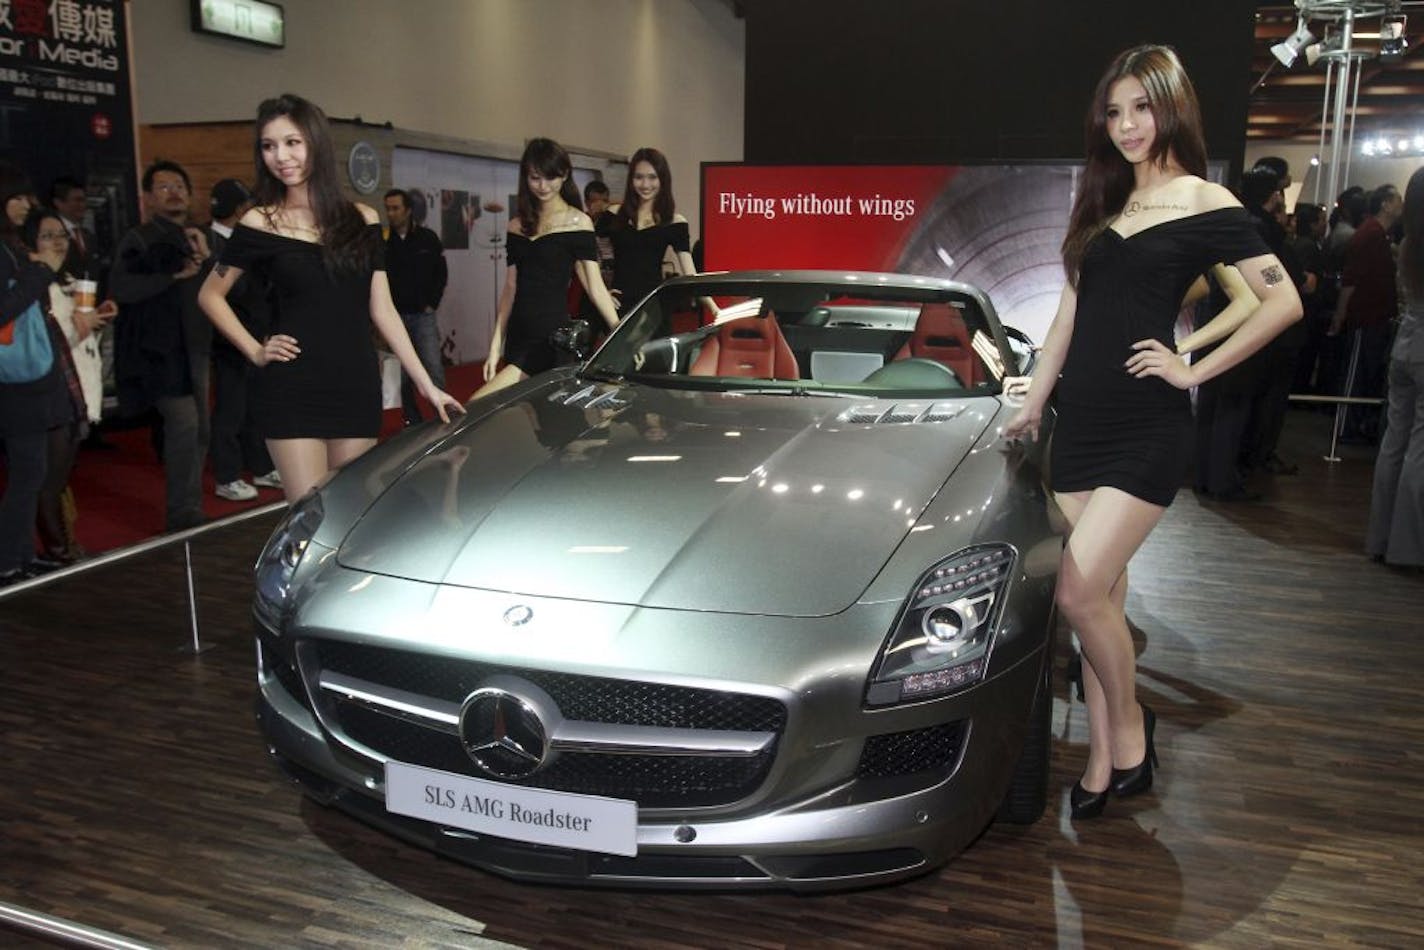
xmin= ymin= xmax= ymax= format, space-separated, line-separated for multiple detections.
xmin=337 ymin=704 xmax=772 ymax=808
xmin=306 ymin=640 xmax=787 ymax=808
xmin=856 ymin=721 xmax=966 ymax=778
xmin=312 ymin=640 xmax=786 ymax=732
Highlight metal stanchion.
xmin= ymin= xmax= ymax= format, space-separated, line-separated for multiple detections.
xmin=1328 ymin=329 xmax=1365 ymax=461
xmin=181 ymin=539 xmax=211 ymax=655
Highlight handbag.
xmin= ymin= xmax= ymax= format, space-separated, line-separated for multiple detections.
xmin=0 ymin=286 xmax=56 ymax=384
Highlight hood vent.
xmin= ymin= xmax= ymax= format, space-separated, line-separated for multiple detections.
xmin=549 ymin=384 xmax=630 ymax=410
xmin=838 ymin=402 xmax=967 ymax=426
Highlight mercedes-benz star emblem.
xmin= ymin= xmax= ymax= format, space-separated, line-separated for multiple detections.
xmin=459 ymin=688 xmax=547 ymax=778
xmin=503 ymin=604 xmax=533 ymax=627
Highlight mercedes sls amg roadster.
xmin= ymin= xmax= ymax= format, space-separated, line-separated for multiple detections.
xmin=253 ymin=271 xmax=1062 ymax=890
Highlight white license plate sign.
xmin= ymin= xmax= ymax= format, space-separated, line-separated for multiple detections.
xmin=384 ymin=761 xmax=638 ymax=857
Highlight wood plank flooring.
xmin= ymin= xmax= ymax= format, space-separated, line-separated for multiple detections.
xmin=1 ymin=410 xmax=1421 ymax=949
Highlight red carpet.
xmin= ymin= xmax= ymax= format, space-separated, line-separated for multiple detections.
xmin=10 ymin=361 xmax=488 ymax=556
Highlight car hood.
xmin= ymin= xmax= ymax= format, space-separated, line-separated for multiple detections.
xmin=336 ymin=382 xmax=995 ymax=616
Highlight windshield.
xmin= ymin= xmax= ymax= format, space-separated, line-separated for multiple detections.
xmin=585 ymin=278 xmax=1014 ymax=397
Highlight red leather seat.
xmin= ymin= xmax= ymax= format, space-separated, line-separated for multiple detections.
xmin=689 ymin=313 xmax=800 ymax=380
xmin=894 ymin=302 xmax=979 ymax=385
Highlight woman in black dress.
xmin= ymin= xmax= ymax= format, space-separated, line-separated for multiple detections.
xmin=1002 ymin=46 xmax=1302 ymax=818
xmin=199 ymin=95 xmax=462 ymax=502
xmin=607 ymin=147 xmax=699 ymax=309
xmin=472 ymin=138 xmax=619 ymax=400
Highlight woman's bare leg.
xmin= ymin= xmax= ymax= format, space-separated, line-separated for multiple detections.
xmin=266 ymin=438 xmax=332 ymax=503
xmin=326 ymin=437 xmax=378 ymax=471
xmin=469 ymin=364 xmax=528 ymax=402
xmin=1054 ymin=487 xmax=1164 ymax=790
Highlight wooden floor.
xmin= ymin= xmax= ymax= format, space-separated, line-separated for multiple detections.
xmin=2 ymin=410 xmax=1421 ymax=949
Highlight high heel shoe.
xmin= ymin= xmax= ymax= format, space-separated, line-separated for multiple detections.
xmin=1069 ymin=780 xmax=1109 ymax=819
xmin=1110 ymin=704 xmax=1159 ymax=799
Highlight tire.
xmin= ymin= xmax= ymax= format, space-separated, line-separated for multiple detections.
xmin=997 ymin=652 xmax=1052 ymax=824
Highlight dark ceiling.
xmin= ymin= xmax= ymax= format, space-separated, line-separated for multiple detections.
xmin=1250 ymin=3 xmax=1424 ymax=141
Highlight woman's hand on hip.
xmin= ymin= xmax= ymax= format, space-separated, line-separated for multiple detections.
xmin=254 ymin=333 xmax=300 ymax=367
xmin=1126 ymin=338 xmax=1196 ymax=389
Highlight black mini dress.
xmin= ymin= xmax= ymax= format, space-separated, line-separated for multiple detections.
xmin=609 ymin=219 xmax=690 ymax=308
xmin=1050 ymin=208 xmax=1269 ymax=506
xmin=504 ymin=229 xmax=598 ymax=375
xmin=219 ymin=223 xmax=385 ymax=439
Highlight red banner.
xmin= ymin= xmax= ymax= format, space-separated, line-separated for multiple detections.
xmin=701 ymin=165 xmax=956 ymax=272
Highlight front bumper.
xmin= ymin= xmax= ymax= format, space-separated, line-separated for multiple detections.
xmin=256 ymin=625 xmax=1046 ymax=891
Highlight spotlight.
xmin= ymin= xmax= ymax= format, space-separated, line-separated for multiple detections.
xmin=1379 ymin=15 xmax=1408 ymax=64
xmin=1310 ymin=155 xmax=1321 ymax=166
xmin=1363 ymin=141 xmax=1377 ymax=157
xmin=1272 ymin=19 xmax=1316 ymax=67
xmin=1414 ymin=135 xmax=1424 ymax=151
xmin=1400 ymin=138 xmax=1411 ymax=152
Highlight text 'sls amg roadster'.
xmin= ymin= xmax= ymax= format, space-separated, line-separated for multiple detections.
xmin=254 ymin=272 xmax=1061 ymax=890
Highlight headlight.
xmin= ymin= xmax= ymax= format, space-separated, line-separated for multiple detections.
xmin=866 ymin=544 xmax=1015 ymax=706
xmin=253 ymin=491 xmax=325 ymax=631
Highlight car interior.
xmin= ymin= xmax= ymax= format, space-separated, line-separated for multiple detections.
xmin=595 ymin=285 xmax=1014 ymax=396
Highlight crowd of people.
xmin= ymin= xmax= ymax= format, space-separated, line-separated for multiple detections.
xmin=1178 ymin=153 xmax=1421 ymax=567
xmin=1 ymin=94 xmax=709 ymax=586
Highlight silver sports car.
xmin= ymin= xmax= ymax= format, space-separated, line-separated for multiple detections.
xmin=254 ymin=271 xmax=1062 ymax=890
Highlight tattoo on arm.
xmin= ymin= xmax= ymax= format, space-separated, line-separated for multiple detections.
xmin=1261 ymin=264 xmax=1284 ymax=287
xmin=215 ymin=263 xmax=230 ymax=277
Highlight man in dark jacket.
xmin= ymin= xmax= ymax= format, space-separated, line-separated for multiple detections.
xmin=383 ymin=188 xmax=447 ymax=424
xmin=109 ymin=160 xmax=212 ymax=530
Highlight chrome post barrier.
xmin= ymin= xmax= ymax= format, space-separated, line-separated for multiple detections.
xmin=0 ymin=501 xmax=285 ymax=602
xmin=1328 ymin=329 xmax=1365 ymax=461
xmin=181 ymin=539 xmax=210 ymax=655
xmin=0 ymin=899 xmax=156 ymax=950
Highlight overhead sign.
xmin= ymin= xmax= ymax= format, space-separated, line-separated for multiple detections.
xmin=190 ymin=0 xmax=285 ymax=49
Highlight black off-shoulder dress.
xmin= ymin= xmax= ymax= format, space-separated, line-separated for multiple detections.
xmin=219 ymin=223 xmax=386 ymax=439
xmin=504 ymin=229 xmax=598 ymax=375
xmin=609 ymin=219 xmax=690 ymax=308
xmin=1050 ymin=207 xmax=1270 ymax=506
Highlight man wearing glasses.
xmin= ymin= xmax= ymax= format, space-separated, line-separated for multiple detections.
xmin=108 ymin=161 xmax=214 ymax=531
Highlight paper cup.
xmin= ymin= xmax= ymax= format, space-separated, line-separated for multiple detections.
xmin=74 ymin=278 xmax=98 ymax=312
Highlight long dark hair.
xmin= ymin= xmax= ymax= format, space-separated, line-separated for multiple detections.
xmin=616 ymin=147 xmax=676 ymax=228
xmin=1062 ymin=45 xmax=1207 ymax=284
xmin=251 ymin=93 xmax=373 ymax=272
xmin=1400 ymin=166 xmax=1424 ymax=300
xmin=515 ymin=138 xmax=583 ymax=236
xmin=0 ymin=160 xmax=34 ymax=256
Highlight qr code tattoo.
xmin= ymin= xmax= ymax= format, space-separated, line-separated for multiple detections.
xmin=1261 ymin=264 xmax=1284 ymax=287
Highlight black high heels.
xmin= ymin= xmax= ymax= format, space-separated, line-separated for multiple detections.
xmin=1069 ymin=780 xmax=1109 ymax=819
xmin=1110 ymin=704 xmax=1159 ymax=799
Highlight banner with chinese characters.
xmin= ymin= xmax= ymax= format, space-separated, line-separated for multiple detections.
xmin=0 ymin=0 xmax=137 ymax=258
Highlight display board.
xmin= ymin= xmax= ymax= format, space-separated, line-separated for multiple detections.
xmin=0 ymin=0 xmax=138 ymax=253
xmin=701 ymin=163 xmax=1082 ymax=343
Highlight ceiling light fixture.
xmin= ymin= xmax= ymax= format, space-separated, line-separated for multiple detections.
xmin=1273 ymin=19 xmax=1317 ymax=67
xmin=1378 ymin=13 xmax=1407 ymax=63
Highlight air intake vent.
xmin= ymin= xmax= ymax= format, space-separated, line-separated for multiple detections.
xmin=548 ymin=384 xmax=629 ymax=410
xmin=837 ymin=402 xmax=967 ymax=426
